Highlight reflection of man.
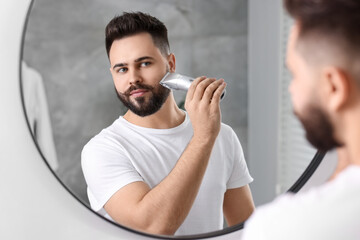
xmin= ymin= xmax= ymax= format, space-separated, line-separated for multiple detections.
xmin=243 ymin=0 xmax=360 ymax=239
xmin=81 ymin=12 xmax=254 ymax=235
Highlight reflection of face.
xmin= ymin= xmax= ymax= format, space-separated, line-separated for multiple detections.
xmin=109 ymin=32 xmax=171 ymax=117
xmin=287 ymin=26 xmax=341 ymax=151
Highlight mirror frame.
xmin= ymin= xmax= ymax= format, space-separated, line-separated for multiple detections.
xmin=19 ymin=0 xmax=326 ymax=239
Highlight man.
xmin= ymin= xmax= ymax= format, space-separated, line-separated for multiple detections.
xmin=81 ymin=12 xmax=254 ymax=236
xmin=243 ymin=0 xmax=360 ymax=239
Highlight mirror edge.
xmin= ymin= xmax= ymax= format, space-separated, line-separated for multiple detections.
xmin=287 ymin=150 xmax=326 ymax=193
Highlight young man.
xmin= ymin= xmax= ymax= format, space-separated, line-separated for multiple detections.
xmin=243 ymin=0 xmax=360 ymax=239
xmin=81 ymin=12 xmax=254 ymax=236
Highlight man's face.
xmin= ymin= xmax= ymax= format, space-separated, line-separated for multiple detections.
xmin=109 ymin=32 xmax=172 ymax=117
xmin=286 ymin=25 xmax=341 ymax=151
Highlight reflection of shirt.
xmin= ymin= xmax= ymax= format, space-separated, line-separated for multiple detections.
xmin=81 ymin=113 xmax=253 ymax=235
xmin=243 ymin=165 xmax=360 ymax=240
xmin=22 ymin=61 xmax=58 ymax=170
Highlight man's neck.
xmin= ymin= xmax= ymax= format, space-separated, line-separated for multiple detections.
xmin=123 ymin=94 xmax=186 ymax=129
xmin=327 ymin=105 xmax=360 ymax=180
xmin=336 ymin=106 xmax=360 ymax=167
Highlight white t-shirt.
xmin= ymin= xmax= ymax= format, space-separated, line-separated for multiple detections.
xmin=243 ymin=165 xmax=360 ymax=240
xmin=81 ymin=112 xmax=253 ymax=235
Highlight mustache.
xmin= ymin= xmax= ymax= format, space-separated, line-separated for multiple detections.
xmin=123 ymin=83 xmax=154 ymax=96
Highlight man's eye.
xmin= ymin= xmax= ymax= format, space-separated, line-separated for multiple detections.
xmin=141 ymin=62 xmax=151 ymax=67
xmin=117 ymin=68 xmax=127 ymax=73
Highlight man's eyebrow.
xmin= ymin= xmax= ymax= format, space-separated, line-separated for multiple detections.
xmin=135 ymin=56 xmax=154 ymax=62
xmin=112 ymin=56 xmax=154 ymax=70
xmin=112 ymin=63 xmax=127 ymax=70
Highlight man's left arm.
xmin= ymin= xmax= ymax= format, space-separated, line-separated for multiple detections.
xmin=223 ymin=185 xmax=255 ymax=226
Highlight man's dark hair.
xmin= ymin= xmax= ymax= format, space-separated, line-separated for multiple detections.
xmin=284 ymin=0 xmax=360 ymax=58
xmin=105 ymin=12 xmax=170 ymax=58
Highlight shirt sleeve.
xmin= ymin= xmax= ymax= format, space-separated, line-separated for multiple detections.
xmin=81 ymin=136 xmax=144 ymax=211
xmin=226 ymin=128 xmax=253 ymax=189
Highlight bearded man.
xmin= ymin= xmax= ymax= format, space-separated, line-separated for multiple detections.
xmin=81 ymin=12 xmax=254 ymax=236
xmin=243 ymin=0 xmax=360 ymax=239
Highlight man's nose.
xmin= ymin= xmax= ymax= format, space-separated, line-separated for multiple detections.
xmin=129 ymin=69 xmax=142 ymax=85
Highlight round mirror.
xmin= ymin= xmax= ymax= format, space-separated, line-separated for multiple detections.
xmin=21 ymin=0 xmax=324 ymax=238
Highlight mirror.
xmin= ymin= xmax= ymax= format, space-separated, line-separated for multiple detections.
xmin=21 ymin=0 xmax=320 ymax=238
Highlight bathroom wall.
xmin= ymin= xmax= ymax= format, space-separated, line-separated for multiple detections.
xmin=23 ymin=0 xmax=248 ymax=204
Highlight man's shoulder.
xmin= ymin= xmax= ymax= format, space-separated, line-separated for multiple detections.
xmin=246 ymin=167 xmax=360 ymax=234
xmin=219 ymin=122 xmax=235 ymax=136
xmin=244 ymin=171 xmax=360 ymax=239
xmin=217 ymin=123 xmax=242 ymax=146
xmin=81 ymin=118 xmax=132 ymax=172
xmin=88 ymin=117 xmax=126 ymax=142
xmin=263 ymin=167 xmax=360 ymax=211
xmin=82 ymin=117 xmax=127 ymax=155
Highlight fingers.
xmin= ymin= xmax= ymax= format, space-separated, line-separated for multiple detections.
xmin=186 ymin=76 xmax=226 ymax=103
xmin=192 ymin=78 xmax=217 ymax=101
xmin=202 ymin=78 xmax=225 ymax=103
xmin=210 ymin=80 xmax=226 ymax=105
xmin=186 ymin=76 xmax=206 ymax=103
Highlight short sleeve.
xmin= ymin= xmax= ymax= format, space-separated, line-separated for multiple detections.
xmin=226 ymin=129 xmax=253 ymax=189
xmin=81 ymin=137 xmax=144 ymax=211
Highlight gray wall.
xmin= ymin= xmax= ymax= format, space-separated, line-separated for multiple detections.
xmin=23 ymin=0 xmax=248 ymax=204
xmin=248 ymin=0 xmax=281 ymax=206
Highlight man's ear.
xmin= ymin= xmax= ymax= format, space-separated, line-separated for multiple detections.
xmin=321 ymin=66 xmax=350 ymax=112
xmin=168 ymin=53 xmax=176 ymax=72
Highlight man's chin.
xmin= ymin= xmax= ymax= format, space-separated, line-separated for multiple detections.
xmin=131 ymin=108 xmax=159 ymax=117
xmin=131 ymin=96 xmax=146 ymax=105
xmin=298 ymin=112 xmax=342 ymax=151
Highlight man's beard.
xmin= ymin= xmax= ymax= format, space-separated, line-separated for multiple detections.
xmin=294 ymin=104 xmax=342 ymax=152
xmin=116 ymin=82 xmax=170 ymax=117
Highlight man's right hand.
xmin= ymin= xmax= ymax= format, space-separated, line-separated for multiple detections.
xmin=185 ymin=76 xmax=226 ymax=142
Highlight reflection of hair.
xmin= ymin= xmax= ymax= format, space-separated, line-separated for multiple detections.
xmin=284 ymin=0 xmax=360 ymax=56
xmin=105 ymin=12 xmax=170 ymax=57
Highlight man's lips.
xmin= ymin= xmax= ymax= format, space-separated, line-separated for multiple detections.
xmin=130 ymin=89 xmax=149 ymax=97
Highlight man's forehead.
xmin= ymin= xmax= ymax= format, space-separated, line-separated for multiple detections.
xmin=109 ymin=33 xmax=159 ymax=63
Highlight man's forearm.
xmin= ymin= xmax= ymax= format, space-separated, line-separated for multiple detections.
xmin=134 ymin=136 xmax=216 ymax=235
